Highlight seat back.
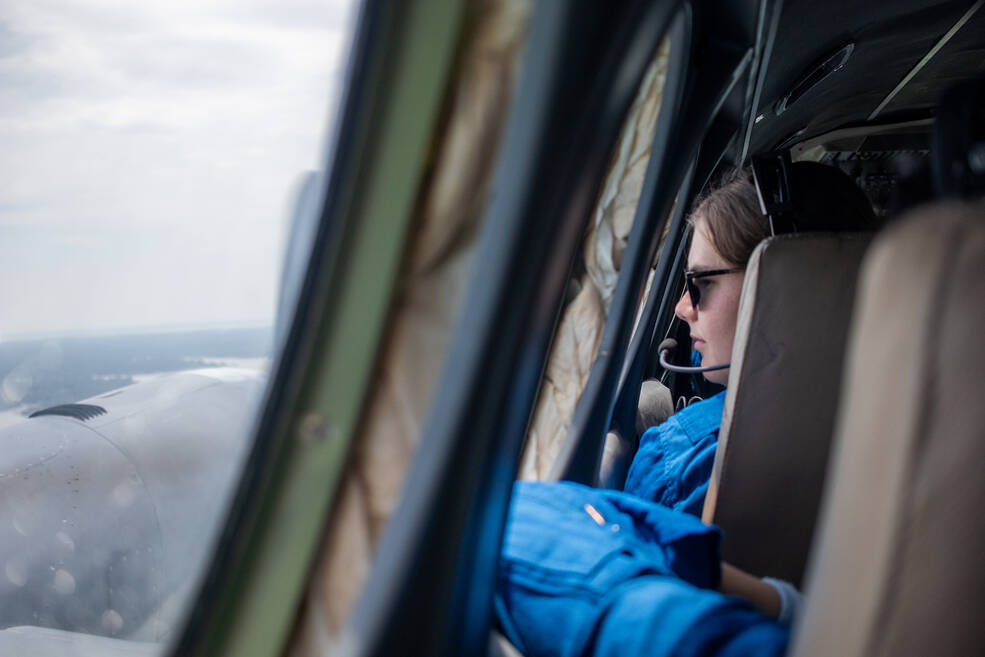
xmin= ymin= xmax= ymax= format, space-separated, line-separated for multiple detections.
xmin=791 ymin=200 xmax=985 ymax=657
xmin=701 ymin=232 xmax=872 ymax=586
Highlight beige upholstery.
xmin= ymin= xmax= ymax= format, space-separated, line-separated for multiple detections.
xmin=634 ymin=378 xmax=676 ymax=435
xmin=289 ymin=2 xmax=533 ymax=651
xmin=519 ymin=42 xmax=670 ymax=480
xmin=702 ymin=232 xmax=872 ymax=586
xmin=791 ymin=200 xmax=985 ymax=657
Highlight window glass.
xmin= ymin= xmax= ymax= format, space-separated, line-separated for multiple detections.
xmin=519 ymin=39 xmax=671 ymax=480
xmin=0 ymin=0 xmax=355 ymax=650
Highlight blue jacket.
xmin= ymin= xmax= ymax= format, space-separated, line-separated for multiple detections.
xmin=495 ymin=481 xmax=789 ymax=657
xmin=623 ymin=391 xmax=726 ymax=516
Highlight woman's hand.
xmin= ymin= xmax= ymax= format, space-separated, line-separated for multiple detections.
xmin=719 ymin=562 xmax=782 ymax=618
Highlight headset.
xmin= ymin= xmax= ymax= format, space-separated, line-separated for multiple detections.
xmin=660 ymin=152 xmax=795 ymax=375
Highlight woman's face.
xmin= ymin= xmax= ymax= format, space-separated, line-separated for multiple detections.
xmin=674 ymin=220 xmax=745 ymax=385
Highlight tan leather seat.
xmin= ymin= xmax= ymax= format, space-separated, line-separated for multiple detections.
xmin=702 ymin=232 xmax=873 ymax=586
xmin=791 ymin=200 xmax=985 ymax=657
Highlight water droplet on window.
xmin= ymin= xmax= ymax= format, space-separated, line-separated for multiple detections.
xmin=12 ymin=515 xmax=29 ymax=537
xmin=53 ymin=569 xmax=76 ymax=595
xmin=102 ymin=609 xmax=124 ymax=634
xmin=1 ymin=369 xmax=33 ymax=404
xmin=5 ymin=560 xmax=27 ymax=587
xmin=55 ymin=531 xmax=75 ymax=551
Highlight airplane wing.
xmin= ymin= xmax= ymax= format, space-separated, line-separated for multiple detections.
xmin=0 ymin=370 xmax=264 ymax=643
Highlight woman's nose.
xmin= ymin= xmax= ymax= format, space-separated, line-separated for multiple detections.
xmin=674 ymin=290 xmax=696 ymax=323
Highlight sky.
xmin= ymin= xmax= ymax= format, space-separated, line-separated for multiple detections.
xmin=0 ymin=0 xmax=355 ymax=339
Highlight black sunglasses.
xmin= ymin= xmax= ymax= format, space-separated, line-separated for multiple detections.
xmin=684 ymin=268 xmax=743 ymax=309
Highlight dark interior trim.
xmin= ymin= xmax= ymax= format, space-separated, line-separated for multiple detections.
xmin=345 ymin=3 xmax=680 ymax=656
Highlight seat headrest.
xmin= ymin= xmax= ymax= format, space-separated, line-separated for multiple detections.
xmin=703 ymin=231 xmax=872 ymax=586
xmin=792 ymin=199 xmax=985 ymax=657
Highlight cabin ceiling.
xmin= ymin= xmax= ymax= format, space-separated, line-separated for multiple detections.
xmin=745 ymin=0 xmax=985 ymax=154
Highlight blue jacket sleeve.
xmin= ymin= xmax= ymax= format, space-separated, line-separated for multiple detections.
xmin=624 ymin=392 xmax=726 ymax=516
xmin=582 ymin=577 xmax=789 ymax=657
xmin=495 ymin=481 xmax=788 ymax=657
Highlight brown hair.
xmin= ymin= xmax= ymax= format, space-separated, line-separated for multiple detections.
xmin=690 ymin=162 xmax=878 ymax=267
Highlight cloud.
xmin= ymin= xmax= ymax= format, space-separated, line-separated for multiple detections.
xmin=0 ymin=0 xmax=353 ymax=337
xmin=0 ymin=21 xmax=37 ymax=60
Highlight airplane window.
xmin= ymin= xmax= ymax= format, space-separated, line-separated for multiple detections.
xmin=0 ymin=0 xmax=356 ymax=651
xmin=519 ymin=39 xmax=671 ymax=481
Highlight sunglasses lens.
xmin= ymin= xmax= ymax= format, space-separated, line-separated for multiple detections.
xmin=686 ymin=278 xmax=699 ymax=308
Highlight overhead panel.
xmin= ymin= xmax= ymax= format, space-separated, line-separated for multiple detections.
xmin=747 ymin=0 xmax=971 ymax=153
xmin=879 ymin=0 xmax=985 ymax=117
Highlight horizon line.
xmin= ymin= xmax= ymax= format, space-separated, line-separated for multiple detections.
xmin=1 ymin=319 xmax=274 ymax=343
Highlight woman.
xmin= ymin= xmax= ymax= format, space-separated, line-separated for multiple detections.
xmin=495 ymin=163 xmax=877 ymax=657
xmin=625 ymin=163 xmax=877 ymax=517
